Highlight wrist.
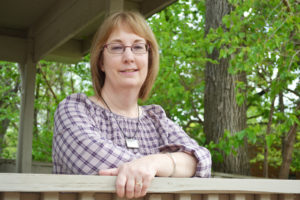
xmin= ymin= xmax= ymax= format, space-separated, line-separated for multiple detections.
xmin=165 ymin=153 xmax=176 ymax=177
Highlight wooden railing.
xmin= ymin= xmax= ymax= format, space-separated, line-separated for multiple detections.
xmin=0 ymin=173 xmax=300 ymax=200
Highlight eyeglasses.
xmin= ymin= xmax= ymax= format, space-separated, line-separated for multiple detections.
xmin=103 ymin=43 xmax=149 ymax=54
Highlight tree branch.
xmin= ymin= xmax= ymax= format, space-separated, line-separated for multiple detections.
xmin=38 ymin=63 xmax=58 ymax=103
xmin=282 ymin=0 xmax=291 ymax=12
xmin=279 ymin=100 xmax=300 ymax=178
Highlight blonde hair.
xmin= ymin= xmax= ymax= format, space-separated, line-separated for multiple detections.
xmin=90 ymin=11 xmax=159 ymax=101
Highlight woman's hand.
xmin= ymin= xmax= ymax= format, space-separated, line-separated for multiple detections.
xmin=99 ymin=152 xmax=196 ymax=198
xmin=99 ymin=155 xmax=158 ymax=199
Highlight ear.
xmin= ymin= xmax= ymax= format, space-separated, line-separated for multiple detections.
xmin=98 ymin=58 xmax=105 ymax=72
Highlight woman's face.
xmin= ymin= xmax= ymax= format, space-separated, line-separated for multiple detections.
xmin=101 ymin=25 xmax=148 ymax=92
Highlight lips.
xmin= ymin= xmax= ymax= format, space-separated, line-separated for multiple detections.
xmin=120 ymin=69 xmax=138 ymax=72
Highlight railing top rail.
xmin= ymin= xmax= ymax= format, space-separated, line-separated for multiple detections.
xmin=0 ymin=173 xmax=299 ymax=194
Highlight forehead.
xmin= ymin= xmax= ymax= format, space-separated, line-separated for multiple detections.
xmin=106 ymin=25 xmax=146 ymax=43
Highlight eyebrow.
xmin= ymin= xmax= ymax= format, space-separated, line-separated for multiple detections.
xmin=109 ymin=39 xmax=146 ymax=43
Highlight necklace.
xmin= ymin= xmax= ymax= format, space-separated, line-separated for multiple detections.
xmin=100 ymin=95 xmax=140 ymax=149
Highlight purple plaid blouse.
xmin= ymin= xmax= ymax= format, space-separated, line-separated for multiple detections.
xmin=52 ymin=93 xmax=211 ymax=177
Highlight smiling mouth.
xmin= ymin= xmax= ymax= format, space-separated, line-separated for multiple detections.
xmin=120 ymin=69 xmax=138 ymax=72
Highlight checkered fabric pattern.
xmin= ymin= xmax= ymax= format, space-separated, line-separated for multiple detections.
xmin=52 ymin=93 xmax=211 ymax=177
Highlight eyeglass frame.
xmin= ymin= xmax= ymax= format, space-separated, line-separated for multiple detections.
xmin=102 ymin=43 xmax=150 ymax=54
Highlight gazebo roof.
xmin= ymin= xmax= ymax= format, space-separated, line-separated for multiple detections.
xmin=0 ymin=0 xmax=176 ymax=64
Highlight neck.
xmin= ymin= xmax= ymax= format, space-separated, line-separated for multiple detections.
xmin=100 ymin=85 xmax=140 ymax=118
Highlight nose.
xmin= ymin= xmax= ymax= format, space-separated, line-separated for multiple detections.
xmin=122 ymin=47 xmax=134 ymax=63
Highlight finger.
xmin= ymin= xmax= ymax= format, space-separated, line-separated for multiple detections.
xmin=141 ymin=175 xmax=153 ymax=196
xmin=116 ymin=175 xmax=126 ymax=198
xmin=99 ymin=168 xmax=118 ymax=176
xmin=125 ymin=178 xmax=135 ymax=199
xmin=134 ymin=179 xmax=143 ymax=198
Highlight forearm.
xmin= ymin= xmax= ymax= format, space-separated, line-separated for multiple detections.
xmin=152 ymin=152 xmax=197 ymax=177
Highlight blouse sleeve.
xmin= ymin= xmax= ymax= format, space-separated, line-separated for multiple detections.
xmin=52 ymin=94 xmax=141 ymax=175
xmin=149 ymin=105 xmax=212 ymax=178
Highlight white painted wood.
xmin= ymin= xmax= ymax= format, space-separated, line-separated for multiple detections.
xmin=141 ymin=0 xmax=177 ymax=17
xmin=30 ymin=0 xmax=79 ymax=36
xmin=2 ymin=192 xmax=20 ymax=200
xmin=1 ymin=174 xmax=300 ymax=195
xmin=203 ymin=194 xmax=229 ymax=200
xmin=0 ymin=35 xmax=27 ymax=63
xmin=147 ymin=194 xmax=162 ymax=200
xmin=16 ymin=39 xmax=37 ymax=173
xmin=230 ymin=194 xmax=254 ymax=200
xmin=107 ymin=0 xmax=124 ymax=14
xmin=278 ymin=194 xmax=297 ymax=200
xmin=44 ymin=39 xmax=83 ymax=64
xmin=33 ymin=0 xmax=107 ymax=61
xmin=79 ymin=192 xmax=95 ymax=200
xmin=255 ymin=194 xmax=277 ymax=200
xmin=42 ymin=192 xmax=59 ymax=200
xmin=175 ymin=194 xmax=191 ymax=200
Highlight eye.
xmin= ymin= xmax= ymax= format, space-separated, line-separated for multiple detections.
xmin=132 ymin=43 xmax=145 ymax=51
xmin=110 ymin=44 xmax=123 ymax=51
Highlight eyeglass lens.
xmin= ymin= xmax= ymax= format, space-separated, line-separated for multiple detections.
xmin=106 ymin=43 xmax=148 ymax=54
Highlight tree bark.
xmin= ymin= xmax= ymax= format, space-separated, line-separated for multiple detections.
xmin=279 ymin=101 xmax=300 ymax=179
xmin=263 ymin=97 xmax=276 ymax=178
xmin=0 ymin=78 xmax=20 ymax=154
xmin=204 ymin=0 xmax=249 ymax=175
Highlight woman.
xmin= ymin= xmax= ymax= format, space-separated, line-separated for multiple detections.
xmin=53 ymin=11 xmax=211 ymax=199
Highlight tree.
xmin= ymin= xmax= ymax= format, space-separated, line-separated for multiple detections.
xmin=0 ymin=62 xmax=20 ymax=157
xmin=0 ymin=0 xmax=299 ymax=178
xmin=203 ymin=0 xmax=249 ymax=175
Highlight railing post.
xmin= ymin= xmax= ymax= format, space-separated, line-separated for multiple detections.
xmin=148 ymin=194 xmax=163 ymax=200
xmin=255 ymin=194 xmax=277 ymax=200
xmin=175 ymin=194 xmax=192 ymax=200
xmin=203 ymin=194 xmax=229 ymax=200
xmin=230 ymin=194 xmax=254 ymax=200
xmin=278 ymin=194 xmax=299 ymax=200
xmin=42 ymin=192 xmax=59 ymax=200
xmin=79 ymin=193 xmax=95 ymax=200
xmin=2 ymin=193 xmax=20 ymax=200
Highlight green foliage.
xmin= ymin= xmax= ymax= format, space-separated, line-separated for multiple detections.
xmin=0 ymin=62 xmax=20 ymax=159
xmin=0 ymin=58 xmax=92 ymax=161
xmin=0 ymin=0 xmax=299 ymax=177
xmin=146 ymin=0 xmax=300 ymax=175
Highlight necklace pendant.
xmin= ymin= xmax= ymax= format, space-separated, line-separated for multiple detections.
xmin=126 ymin=138 xmax=139 ymax=149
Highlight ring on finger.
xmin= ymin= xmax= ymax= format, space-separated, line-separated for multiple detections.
xmin=136 ymin=181 xmax=143 ymax=188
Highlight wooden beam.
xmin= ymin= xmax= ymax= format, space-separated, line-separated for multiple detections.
xmin=107 ymin=0 xmax=124 ymax=14
xmin=44 ymin=39 xmax=83 ymax=64
xmin=32 ymin=0 xmax=107 ymax=62
xmin=0 ymin=35 xmax=27 ymax=63
xmin=141 ymin=0 xmax=177 ymax=17
xmin=1 ymin=174 xmax=300 ymax=194
xmin=16 ymin=39 xmax=36 ymax=173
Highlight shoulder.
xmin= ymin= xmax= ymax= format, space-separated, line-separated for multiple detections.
xmin=142 ymin=104 xmax=167 ymax=119
xmin=55 ymin=93 xmax=96 ymax=117
xmin=54 ymin=93 xmax=99 ymax=131
xmin=59 ymin=93 xmax=89 ymax=105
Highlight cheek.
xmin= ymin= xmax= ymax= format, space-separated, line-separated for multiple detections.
xmin=142 ymin=55 xmax=149 ymax=69
xmin=100 ymin=53 xmax=111 ymax=72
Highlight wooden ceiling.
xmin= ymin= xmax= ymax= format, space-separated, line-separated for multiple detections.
xmin=0 ymin=0 xmax=176 ymax=64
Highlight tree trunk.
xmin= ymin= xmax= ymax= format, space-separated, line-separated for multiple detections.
xmin=204 ymin=0 xmax=249 ymax=175
xmin=263 ymin=97 xmax=276 ymax=178
xmin=0 ymin=118 xmax=10 ymax=154
xmin=279 ymin=101 xmax=300 ymax=179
